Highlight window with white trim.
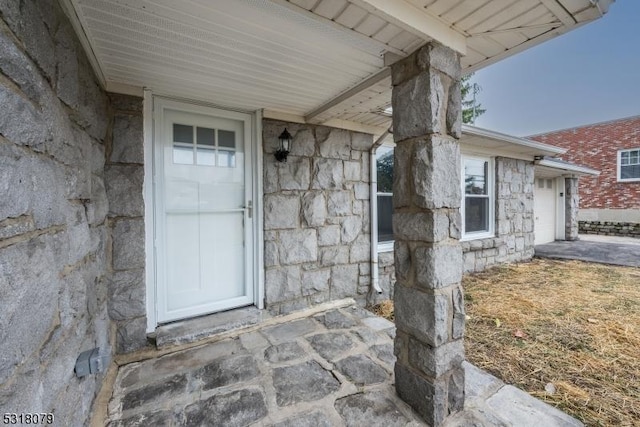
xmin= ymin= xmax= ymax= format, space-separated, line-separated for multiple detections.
xmin=376 ymin=145 xmax=394 ymax=250
xmin=618 ymin=148 xmax=640 ymax=182
xmin=461 ymin=156 xmax=494 ymax=239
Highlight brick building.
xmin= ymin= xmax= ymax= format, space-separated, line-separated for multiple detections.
xmin=531 ymin=116 xmax=640 ymax=235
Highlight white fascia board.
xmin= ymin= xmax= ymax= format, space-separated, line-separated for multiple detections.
xmin=263 ymin=109 xmax=387 ymax=136
xmin=351 ymin=0 xmax=467 ymax=55
xmin=535 ymin=159 xmax=601 ymax=176
xmin=462 ymin=124 xmax=567 ymax=156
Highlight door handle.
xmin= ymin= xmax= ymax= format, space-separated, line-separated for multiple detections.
xmin=245 ymin=200 xmax=253 ymax=219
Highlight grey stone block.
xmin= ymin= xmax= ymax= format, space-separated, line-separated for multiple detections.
xmin=184 ymin=389 xmax=267 ymax=426
xmin=341 ymin=216 xmax=362 ymax=243
xmin=319 ymin=246 xmax=349 ymax=266
xmin=273 ymin=411 xmax=332 ymax=427
xmin=302 ymin=268 xmax=330 ymax=296
xmin=110 ymin=113 xmax=143 ymax=164
xmin=327 ymin=190 xmax=352 ymax=216
xmin=262 ymin=318 xmax=317 ymax=345
xmin=278 ymin=156 xmax=310 ymax=190
xmin=108 ymin=269 xmax=145 ymax=321
xmin=278 ymin=229 xmax=317 ymax=264
xmin=265 ymin=266 xmax=301 ymax=304
xmin=302 ymin=191 xmax=326 ymax=227
xmin=105 ymin=164 xmax=144 ymax=217
xmin=306 ymin=331 xmax=354 ymax=361
xmin=198 ymin=354 xmax=260 ymax=390
xmin=116 ymin=316 xmax=148 ymax=353
xmin=314 ymin=309 xmax=358 ymax=329
xmin=351 ymin=132 xmax=373 ymax=150
xmin=312 ymin=158 xmax=344 ymax=189
xmin=331 ymin=264 xmax=358 ymax=299
xmin=335 ymin=391 xmax=409 ymax=427
xmin=290 ymin=128 xmax=315 ymax=157
xmin=394 ymin=285 xmax=448 ymax=347
xmin=392 ymin=71 xmax=446 ymax=141
xmin=393 ymin=211 xmax=449 ymax=242
xmin=122 ymin=372 xmax=187 ymax=410
xmin=414 ymin=244 xmax=463 ymax=289
xmin=317 ymin=127 xmax=351 ymax=160
xmin=334 ymin=354 xmax=388 ymax=385
xmin=407 ymin=337 xmax=464 ymax=378
xmin=344 ymin=160 xmax=361 ymax=181
xmin=272 ymin=360 xmax=340 ymax=406
xmin=264 ymin=342 xmax=305 ymax=363
xmin=112 ymin=218 xmax=145 ymax=270
xmin=109 ymin=93 xmax=143 ymax=112
xmin=412 ymin=137 xmax=461 ymax=209
xmin=318 ymin=225 xmax=340 ymax=246
xmin=264 ymin=194 xmax=299 ymax=229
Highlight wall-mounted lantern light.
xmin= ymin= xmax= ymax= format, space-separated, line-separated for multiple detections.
xmin=275 ymin=128 xmax=292 ymax=162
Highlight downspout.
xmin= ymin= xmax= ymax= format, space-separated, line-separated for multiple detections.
xmin=370 ymin=127 xmax=392 ymax=295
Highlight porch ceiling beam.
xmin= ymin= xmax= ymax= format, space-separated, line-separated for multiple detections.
xmin=266 ymin=0 xmax=405 ymax=56
xmin=304 ymin=67 xmax=391 ymax=123
xmin=350 ymin=0 xmax=467 ymax=55
xmin=539 ymin=0 xmax=577 ymax=26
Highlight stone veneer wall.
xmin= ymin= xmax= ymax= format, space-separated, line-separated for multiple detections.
xmin=462 ymin=157 xmax=535 ymax=273
xmin=580 ymin=221 xmax=640 ymax=237
xmin=564 ymin=177 xmax=579 ymax=241
xmin=104 ymin=95 xmax=146 ymax=353
xmin=263 ymin=120 xmax=373 ymax=315
xmin=0 ymin=1 xmax=112 ymax=424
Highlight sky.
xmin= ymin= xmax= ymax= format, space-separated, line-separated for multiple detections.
xmin=470 ymin=0 xmax=640 ymax=137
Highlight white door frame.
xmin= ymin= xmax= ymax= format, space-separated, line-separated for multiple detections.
xmin=143 ymin=93 xmax=263 ymax=332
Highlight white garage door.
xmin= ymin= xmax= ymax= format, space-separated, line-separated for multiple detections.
xmin=534 ymin=178 xmax=557 ymax=245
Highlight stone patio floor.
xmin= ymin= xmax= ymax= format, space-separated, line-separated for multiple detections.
xmin=106 ymin=301 xmax=583 ymax=426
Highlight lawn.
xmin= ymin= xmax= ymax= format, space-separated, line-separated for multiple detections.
xmin=372 ymin=258 xmax=640 ymax=427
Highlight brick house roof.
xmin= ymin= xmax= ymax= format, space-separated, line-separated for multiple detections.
xmin=529 ymin=116 xmax=640 ymax=210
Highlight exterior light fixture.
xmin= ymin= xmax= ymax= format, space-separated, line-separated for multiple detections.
xmin=275 ymin=128 xmax=292 ymax=162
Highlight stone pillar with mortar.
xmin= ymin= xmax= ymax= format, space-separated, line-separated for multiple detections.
xmin=565 ymin=177 xmax=579 ymax=241
xmin=390 ymin=41 xmax=465 ymax=426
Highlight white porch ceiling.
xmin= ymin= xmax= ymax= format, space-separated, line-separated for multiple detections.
xmin=63 ymin=0 xmax=612 ymax=135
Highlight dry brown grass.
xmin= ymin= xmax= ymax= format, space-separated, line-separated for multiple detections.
xmin=370 ymin=259 xmax=640 ymax=427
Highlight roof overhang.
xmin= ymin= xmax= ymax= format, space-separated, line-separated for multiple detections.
xmin=461 ymin=124 xmax=566 ymax=159
xmin=534 ymin=158 xmax=601 ymax=177
xmin=61 ymin=0 xmax=614 ymax=134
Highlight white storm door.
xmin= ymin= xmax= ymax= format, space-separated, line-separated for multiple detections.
xmin=534 ymin=178 xmax=557 ymax=245
xmin=155 ymin=99 xmax=254 ymax=323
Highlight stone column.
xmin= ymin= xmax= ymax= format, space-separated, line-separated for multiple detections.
xmin=565 ymin=177 xmax=579 ymax=240
xmin=390 ymin=42 xmax=465 ymax=426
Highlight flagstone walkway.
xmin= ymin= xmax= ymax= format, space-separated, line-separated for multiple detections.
xmin=106 ymin=304 xmax=583 ymax=427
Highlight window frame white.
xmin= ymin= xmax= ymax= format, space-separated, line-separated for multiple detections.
xmin=617 ymin=148 xmax=640 ymax=182
xmin=461 ymin=155 xmax=495 ymax=241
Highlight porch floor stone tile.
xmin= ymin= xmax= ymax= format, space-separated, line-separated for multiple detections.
xmin=106 ymin=304 xmax=585 ymax=427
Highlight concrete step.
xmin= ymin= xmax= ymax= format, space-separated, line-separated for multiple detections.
xmin=154 ymin=306 xmax=268 ymax=348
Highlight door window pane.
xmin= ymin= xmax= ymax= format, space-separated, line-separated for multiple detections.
xmin=218 ymin=150 xmax=236 ymax=168
xmin=197 ymin=127 xmax=215 ymax=146
xmin=219 ymin=130 xmax=236 ymax=149
xmin=173 ymin=124 xmax=193 ymax=144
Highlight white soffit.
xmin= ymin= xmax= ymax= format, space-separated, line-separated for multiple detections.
xmin=461 ymin=124 xmax=567 ymax=158
xmin=66 ymin=0 xmax=610 ymax=132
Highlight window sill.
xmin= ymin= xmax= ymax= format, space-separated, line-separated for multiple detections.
xmin=461 ymin=231 xmax=494 ymax=242
xmin=617 ymin=178 xmax=640 ymax=183
xmin=377 ymin=242 xmax=394 ymax=253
